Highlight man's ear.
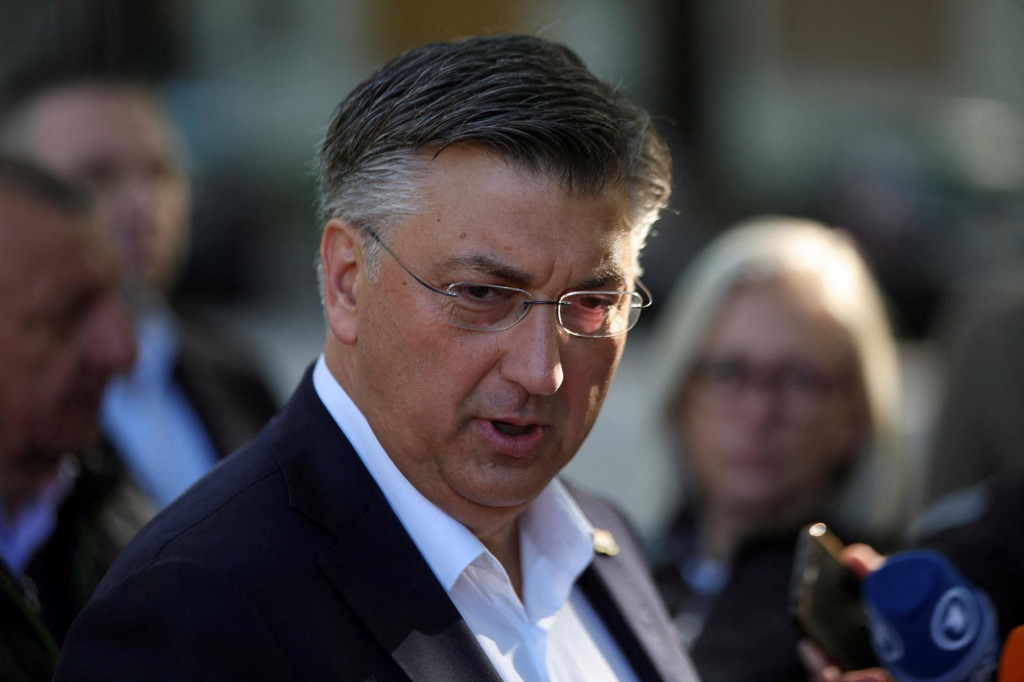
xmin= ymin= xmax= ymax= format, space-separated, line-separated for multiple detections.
xmin=320 ymin=219 xmax=362 ymax=344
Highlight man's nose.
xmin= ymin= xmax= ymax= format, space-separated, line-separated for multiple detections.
xmin=499 ymin=304 xmax=564 ymax=397
xmin=114 ymin=173 xmax=160 ymax=228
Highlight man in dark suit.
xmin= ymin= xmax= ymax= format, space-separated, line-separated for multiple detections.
xmin=0 ymin=156 xmax=145 ymax=681
xmin=1 ymin=72 xmax=278 ymax=509
xmin=56 ymin=35 xmax=699 ymax=681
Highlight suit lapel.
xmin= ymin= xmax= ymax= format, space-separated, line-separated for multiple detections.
xmin=581 ymin=557 xmax=668 ymax=681
xmin=273 ymin=369 xmax=501 ymax=682
xmin=571 ymin=486 xmax=699 ymax=682
xmin=317 ymin=499 xmax=501 ymax=682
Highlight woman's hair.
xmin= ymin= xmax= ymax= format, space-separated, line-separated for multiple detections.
xmin=649 ymin=215 xmax=915 ymax=542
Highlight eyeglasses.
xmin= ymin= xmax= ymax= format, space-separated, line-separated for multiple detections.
xmin=361 ymin=225 xmax=651 ymax=338
xmin=690 ymin=355 xmax=852 ymax=423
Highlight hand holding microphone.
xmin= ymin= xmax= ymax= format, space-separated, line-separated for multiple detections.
xmin=797 ymin=538 xmax=893 ymax=682
xmin=798 ymin=532 xmax=1010 ymax=682
xmin=862 ymin=549 xmax=999 ymax=682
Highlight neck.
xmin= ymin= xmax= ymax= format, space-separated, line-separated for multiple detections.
xmin=324 ymin=335 xmax=357 ymax=396
xmin=476 ymin=519 xmax=524 ymax=599
xmin=698 ymin=509 xmax=749 ymax=563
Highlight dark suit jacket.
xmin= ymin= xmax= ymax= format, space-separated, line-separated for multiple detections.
xmin=0 ymin=446 xmax=150 ymax=682
xmin=56 ymin=367 xmax=699 ymax=681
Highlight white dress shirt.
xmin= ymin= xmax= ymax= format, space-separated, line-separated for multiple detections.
xmin=312 ymin=355 xmax=639 ymax=682
xmin=101 ymin=307 xmax=219 ymax=509
xmin=0 ymin=456 xmax=76 ymax=576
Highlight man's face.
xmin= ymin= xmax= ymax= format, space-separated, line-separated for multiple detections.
xmin=21 ymin=83 xmax=192 ymax=295
xmin=334 ymin=146 xmax=636 ymax=535
xmin=0 ymin=191 xmax=136 ymax=486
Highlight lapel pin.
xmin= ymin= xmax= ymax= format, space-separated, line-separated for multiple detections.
xmin=593 ymin=529 xmax=620 ymax=557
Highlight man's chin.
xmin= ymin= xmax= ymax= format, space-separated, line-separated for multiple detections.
xmin=15 ymin=448 xmax=71 ymax=489
xmin=457 ymin=473 xmax=553 ymax=513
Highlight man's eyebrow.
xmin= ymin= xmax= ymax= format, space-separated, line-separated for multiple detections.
xmin=575 ymin=268 xmax=631 ymax=291
xmin=441 ymin=254 xmax=532 ymax=286
xmin=440 ymin=255 xmax=631 ymax=290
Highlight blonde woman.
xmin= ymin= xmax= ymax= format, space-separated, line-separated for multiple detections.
xmin=649 ymin=216 xmax=915 ymax=681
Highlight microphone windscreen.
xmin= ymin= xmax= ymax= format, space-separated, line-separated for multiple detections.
xmin=862 ymin=550 xmax=999 ymax=681
xmin=999 ymin=626 xmax=1024 ymax=682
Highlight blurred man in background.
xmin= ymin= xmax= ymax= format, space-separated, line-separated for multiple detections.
xmin=1 ymin=74 xmax=278 ymax=510
xmin=0 ymin=155 xmax=144 ymax=680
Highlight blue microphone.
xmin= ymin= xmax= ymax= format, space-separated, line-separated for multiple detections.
xmin=862 ymin=550 xmax=999 ymax=682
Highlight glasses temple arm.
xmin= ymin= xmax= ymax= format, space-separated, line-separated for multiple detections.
xmin=360 ymin=224 xmax=456 ymax=298
xmin=636 ymin=278 xmax=654 ymax=308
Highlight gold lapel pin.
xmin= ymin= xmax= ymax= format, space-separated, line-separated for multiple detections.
xmin=593 ymin=529 xmax=620 ymax=557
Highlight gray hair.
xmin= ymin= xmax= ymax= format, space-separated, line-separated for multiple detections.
xmin=315 ymin=34 xmax=671 ymax=286
xmin=648 ymin=216 xmax=914 ymax=542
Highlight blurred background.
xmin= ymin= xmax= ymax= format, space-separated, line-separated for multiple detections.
xmin=2 ymin=0 xmax=1022 ymax=539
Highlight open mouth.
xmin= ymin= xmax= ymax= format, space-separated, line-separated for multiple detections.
xmin=492 ymin=421 xmax=535 ymax=437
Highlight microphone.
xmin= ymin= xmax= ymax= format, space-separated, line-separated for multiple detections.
xmin=999 ymin=626 xmax=1024 ymax=682
xmin=862 ymin=549 xmax=999 ymax=682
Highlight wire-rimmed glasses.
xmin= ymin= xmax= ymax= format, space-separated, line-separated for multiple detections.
xmin=361 ymin=225 xmax=651 ymax=338
xmin=690 ymin=355 xmax=853 ymax=424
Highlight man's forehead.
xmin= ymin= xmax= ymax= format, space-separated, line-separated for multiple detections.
xmin=392 ymin=144 xmax=641 ymax=278
xmin=438 ymin=251 xmax=634 ymax=289
xmin=25 ymin=84 xmax=178 ymax=158
xmin=28 ymin=81 xmax=162 ymax=117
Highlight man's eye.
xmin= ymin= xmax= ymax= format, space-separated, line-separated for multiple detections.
xmin=573 ymin=294 xmax=617 ymax=311
xmin=149 ymin=160 xmax=178 ymax=182
xmin=34 ymin=294 xmax=93 ymax=340
xmin=451 ymin=283 xmax=511 ymax=303
xmin=79 ymin=161 xmax=120 ymax=190
xmin=461 ymin=284 xmax=495 ymax=300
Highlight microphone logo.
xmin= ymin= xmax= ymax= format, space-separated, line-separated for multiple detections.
xmin=933 ymin=587 xmax=981 ymax=651
xmin=869 ymin=609 xmax=905 ymax=663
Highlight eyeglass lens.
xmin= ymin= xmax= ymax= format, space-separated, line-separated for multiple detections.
xmin=441 ymin=283 xmax=642 ymax=337
xmin=361 ymin=224 xmax=647 ymax=337
xmin=691 ymin=355 xmax=850 ymax=422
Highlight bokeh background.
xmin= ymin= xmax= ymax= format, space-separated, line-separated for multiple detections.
xmin=2 ymin=0 xmax=1022 ymax=539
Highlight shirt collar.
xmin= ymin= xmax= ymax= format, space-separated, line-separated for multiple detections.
xmin=311 ymin=354 xmax=595 ymax=594
xmin=0 ymin=455 xmax=78 ymax=576
xmin=518 ymin=475 xmax=596 ymax=620
xmin=130 ymin=306 xmax=180 ymax=385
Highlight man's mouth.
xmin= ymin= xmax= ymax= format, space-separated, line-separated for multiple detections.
xmin=476 ymin=418 xmax=547 ymax=457
xmin=492 ymin=420 xmax=535 ymax=437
